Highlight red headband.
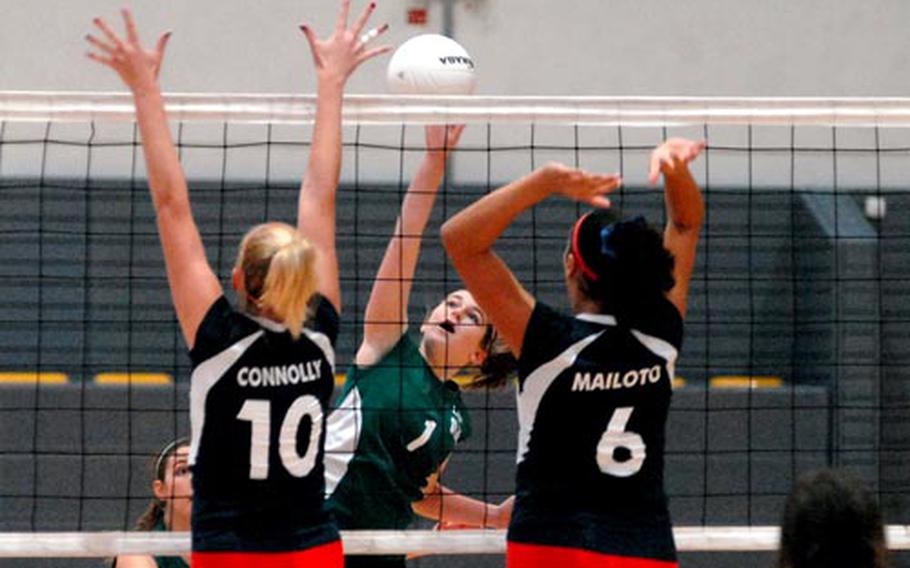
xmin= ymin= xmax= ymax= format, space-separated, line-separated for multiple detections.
xmin=571 ymin=212 xmax=600 ymax=282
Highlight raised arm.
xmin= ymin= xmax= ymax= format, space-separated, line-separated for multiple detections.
xmin=441 ymin=165 xmax=621 ymax=358
xmin=648 ymin=138 xmax=706 ymax=318
xmin=412 ymin=485 xmax=514 ymax=529
xmin=411 ymin=459 xmax=512 ymax=529
xmin=86 ymin=11 xmax=221 ymax=348
xmin=413 ymin=483 xmax=513 ymax=529
xmin=356 ymin=125 xmax=464 ymax=366
xmin=297 ymin=0 xmax=390 ymax=313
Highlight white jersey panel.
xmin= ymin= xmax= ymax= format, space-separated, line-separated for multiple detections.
xmin=516 ymin=330 xmax=605 ymax=464
xmin=189 ymin=330 xmax=264 ymax=466
xmin=323 ymin=386 xmax=363 ymax=497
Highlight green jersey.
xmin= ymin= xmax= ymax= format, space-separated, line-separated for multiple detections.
xmin=324 ymin=332 xmax=472 ymax=529
xmin=110 ymin=519 xmax=189 ymax=568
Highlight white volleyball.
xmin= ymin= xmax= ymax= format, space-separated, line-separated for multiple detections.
xmin=386 ymin=34 xmax=476 ymax=95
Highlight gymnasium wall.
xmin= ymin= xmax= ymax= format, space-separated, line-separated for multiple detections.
xmin=0 ymin=0 xmax=909 ymax=96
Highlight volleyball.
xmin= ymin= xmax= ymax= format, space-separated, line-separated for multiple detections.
xmin=386 ymin=34 xmax=476 ymax=95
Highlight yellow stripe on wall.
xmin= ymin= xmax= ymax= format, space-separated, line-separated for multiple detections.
xmin=335 ymin=373 xmax=494 ymax=388
xmin=335 ymin=372 xmax=689 ymax=389
xmin=95 ymin=373 xmax=173 ymax=385
xmin=0 ymin=372 xmax=68 ymax=384
xmin=710 ymin=376 xmax=783 ymax=389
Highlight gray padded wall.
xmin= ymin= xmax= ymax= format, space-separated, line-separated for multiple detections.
xmin=2 ymin=178 xmax=909 ymax=567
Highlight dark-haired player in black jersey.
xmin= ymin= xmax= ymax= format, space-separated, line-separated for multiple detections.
xmin=442 ymin=138 xmax=705 ymax=568
xmin=85 ymin=4 xmax=390 ymax=567
xmin=779 ymin=469 xmax=888 ymax=568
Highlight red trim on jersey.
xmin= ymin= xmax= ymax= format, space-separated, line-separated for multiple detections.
xmin=192 ymin=540 xmax=343 ymax=568
xmin=507 ymin=541 xmax=677 ymax=568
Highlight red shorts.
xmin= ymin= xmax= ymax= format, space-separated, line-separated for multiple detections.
xmin=507 ymin=542 xmax=678 ymax=568
xmin=192 ymin=540 xmax=343 ymax=568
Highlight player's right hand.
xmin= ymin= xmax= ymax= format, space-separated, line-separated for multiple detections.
xmin=86 ymin=9 xmax=171 ymax=94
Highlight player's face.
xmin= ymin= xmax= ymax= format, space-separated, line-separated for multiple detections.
xmin=158 ymin=446 xmax=193 ymax=527
xmin=420 ymin=290 xmax=489 ymax=373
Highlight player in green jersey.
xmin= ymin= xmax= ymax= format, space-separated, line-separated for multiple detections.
xmin=324 ymin=125 xmax=515 ymax=568
xmin=112 ymin=439 xmax=191 ymax=568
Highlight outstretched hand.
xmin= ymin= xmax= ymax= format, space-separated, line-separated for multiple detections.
xmin=425 ymin=124 xmax=465 ymax=159
xmin=300 ymin=0 xmax=391 ymax=86
xmin=648 ymin=138 xmax=706 ymax=185
xmin=86 ymin=9 xmax=171 ymax=93
xmin=541 ymin=163 xmax=622 ymax=208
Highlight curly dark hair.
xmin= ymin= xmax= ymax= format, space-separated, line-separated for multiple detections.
xmin=779 ymin=469 xmax=888 ymax=568
xmin=462 ymin=324 xmax=517 ymax=390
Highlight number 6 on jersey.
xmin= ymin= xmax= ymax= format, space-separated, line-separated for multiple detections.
xmin=597 ymin=406 xmax=646 ymax=477
xmin=237 ymin=395 xmax=323 ymax=480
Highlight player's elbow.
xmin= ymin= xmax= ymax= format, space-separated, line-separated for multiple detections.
xmin=154 ymin=193 xmax=193 ymax=227
xmin=412 ymin=490 xmax=441 ymax=520
xmin=440 ymin=219 xmax=462 ymax=258
xmin=411 ymin=496 xmax=432 ymax=517
xmin=672 ymin=214 xmax=703 ymax=234
xmin=443 ymin=219 xmax=490 ymax=274
xmin=670 ymin=202 xmax=705 ymax=234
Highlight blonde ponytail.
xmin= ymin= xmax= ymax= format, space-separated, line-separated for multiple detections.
xmin=236 ymin=223 xmax=318 ymax=339
xmin=260 ymin=237 xmax=317 ymax=339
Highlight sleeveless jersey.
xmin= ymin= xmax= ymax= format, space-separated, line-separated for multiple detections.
xmin=188 ymin=296 xmax=340 ymax=553
xmin=324 ymin=332 xmax=472 ymax=530
xmin=110 ymin=519 xmax=189 ymax=568
xmin=508 ymin=301 xmax=682 ymax=562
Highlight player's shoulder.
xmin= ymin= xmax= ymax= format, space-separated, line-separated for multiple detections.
xmin=189 ymin=296 xmax=261 ymax=364
xmin=528 ymin=301 xmax=610 ymax=346
xmin=628 ymin=297 xmax=684 ymax=350
xmin=306 ymin=293 xmax=340 ymax=345
xmin=527 ymin=301 xmax=580 ymax=336
xmin=519 ymin=301 xmax=601 ymax=375
xmin=353 ymin=332 xmax=424 ymax=376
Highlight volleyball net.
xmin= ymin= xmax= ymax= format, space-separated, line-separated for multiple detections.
xmin=0 ymin=93 xmax=909 ymax=566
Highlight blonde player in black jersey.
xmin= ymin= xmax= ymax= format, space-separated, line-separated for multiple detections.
xmin=442 ymin=138 xmax=705 ymax=568
xmin=85 ymin=3 xmax=389 ymax=567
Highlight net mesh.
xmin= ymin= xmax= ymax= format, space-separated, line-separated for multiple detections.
xmin=0 ymin=94 xmax=908 ymax=566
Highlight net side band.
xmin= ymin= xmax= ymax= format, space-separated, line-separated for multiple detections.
xmin=2 ymin=527 xmax=910 ymax=557
xmin=4 ymin=92 xmax=910 ymax=126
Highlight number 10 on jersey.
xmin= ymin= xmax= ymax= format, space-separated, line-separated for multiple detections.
xmin=237 ymin=395 xmax=323 ymax=480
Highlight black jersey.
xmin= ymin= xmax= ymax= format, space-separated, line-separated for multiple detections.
xmin=187 ymin=295 xmax=340 ymax=553
xmin=508 ymin=300 xmax=683 ymax=562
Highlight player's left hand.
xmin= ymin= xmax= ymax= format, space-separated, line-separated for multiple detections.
xmin=648 ymin=138 xmax=706 ymax=185
xmin=299 ymin=0 xmax=391 ymax=86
